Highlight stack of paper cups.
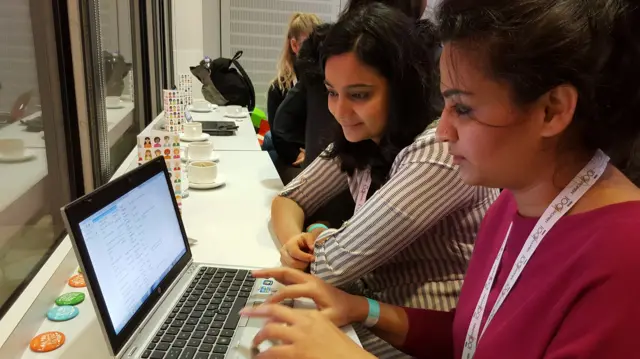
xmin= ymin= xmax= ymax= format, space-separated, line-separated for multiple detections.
xmin=178 ymin=74 xmax=193 ymax=106
xmin=163 ymin=89 xmax=185 ymax=134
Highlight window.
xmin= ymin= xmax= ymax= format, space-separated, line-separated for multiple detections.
xmin=99 ymin=0 xmax=141 ymax=175
xmin=0 ymin=1 xmax=74 ymax=318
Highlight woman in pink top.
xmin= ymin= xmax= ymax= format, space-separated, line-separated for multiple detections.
xmin=240 ymin=0 xmax=640 ymax=358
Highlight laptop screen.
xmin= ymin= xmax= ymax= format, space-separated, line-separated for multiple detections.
xmin=78 ymin=171 xmax=187 ymax=335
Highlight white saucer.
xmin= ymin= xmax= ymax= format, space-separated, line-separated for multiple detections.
xmin=189 ymin=106 xmax=212 ymax=113
xmin=188 ymin=175 xmax=226 ymax=190
xmin=223 ymin=112 xmax=247 ymax=119
xmin=181 ymin=151 xmax=220 ymax=162
xmin=0 ymin=151 xmax=36 ymax=163
xmin=180 ymin=133 xmax=210 ymax=142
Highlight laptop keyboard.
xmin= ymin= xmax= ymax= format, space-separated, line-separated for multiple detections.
xmin=141 ymin=267 xmax=255 ymax=359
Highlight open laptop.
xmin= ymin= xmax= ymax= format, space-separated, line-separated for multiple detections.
xmin=199 ymin=121 xmax=238 ymax=136
xmin=61 ymin=157 xmax=285 ymax=359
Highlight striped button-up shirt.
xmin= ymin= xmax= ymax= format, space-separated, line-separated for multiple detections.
xmin=279 ymin=129 xmax=499 ymax=357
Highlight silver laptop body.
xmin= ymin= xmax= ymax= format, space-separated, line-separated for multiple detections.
xmin=61 ymin=157 xmax=285 ymax=359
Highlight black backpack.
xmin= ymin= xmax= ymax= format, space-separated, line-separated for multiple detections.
xmin=207 ymin=51 xmax=256 ymax=111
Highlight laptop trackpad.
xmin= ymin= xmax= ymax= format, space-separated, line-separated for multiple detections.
xmin=229 ymin=327 xmax=260 ymax=359
xmin=245 ymin=316 xmax=266 ymax=328
xmin=237 ymin=300 xmax=268 ymax=329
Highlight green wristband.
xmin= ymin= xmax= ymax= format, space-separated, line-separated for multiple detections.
xmin=363 ymin=298 xmax=380 ymax=328
xmin=307 ymin=223 xmax=328 ymax=232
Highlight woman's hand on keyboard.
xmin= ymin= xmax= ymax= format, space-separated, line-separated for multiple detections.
xmin=240 ymin=304 xmax=374 ymax=359
xmin=250 ymin=267 xmax=364 ymax=328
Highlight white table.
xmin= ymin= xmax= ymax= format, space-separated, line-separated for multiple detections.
xmin=0 ymin=105 xmax=134 ymax=213
xmin=0 ymin=114 xmax=49 ymax=253
xmin=190 ymin=108 xmax=260 ymax=152
xmin=0 ymin=104 xmax=134 ymax=151
xmin=151 ymin=107 xmax=260 ymax=152
xmin=0 ymin=103 xmax=135 ymax=253
xmin=182 ymin=151 xmax=283 ymax=266
xmin=1 ymin=145 xmax=360 ymax=358
xmin=106 ymin=102 xmax=135 ymax=146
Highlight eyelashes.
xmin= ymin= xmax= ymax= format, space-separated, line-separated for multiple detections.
xmin=453 ymin=103 xmax=473 ymax=116
xmin=326 ymin=90 xmax=371 ymax=101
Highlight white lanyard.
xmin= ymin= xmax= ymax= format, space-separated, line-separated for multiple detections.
xmin=462 ymin=149 xmax=610 ymax=359
xmin=354 ymin=168 xmax=372 ymax=214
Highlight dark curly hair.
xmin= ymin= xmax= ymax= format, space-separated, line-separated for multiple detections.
xmin=320 ymin=4 xmax=441 ymax=188
xmin=437 ymin=0 xmax=640 ymax=173
xmin=342 ymin=0 xmax=426 ymax=20
xmin=295 ymin=23 xmax=333 ymax=84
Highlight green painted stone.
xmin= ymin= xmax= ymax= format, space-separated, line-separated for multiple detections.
xmin=55 ymin=292 xmax=85 ymax=306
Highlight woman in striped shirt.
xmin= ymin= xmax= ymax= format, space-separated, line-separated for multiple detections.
xmin=270 ymin=5 xmax=499 ymax=357
xmin=245 ymin=0 xmax=640 ymax=358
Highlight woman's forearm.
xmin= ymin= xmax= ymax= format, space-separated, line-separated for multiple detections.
xmin=348 ymin=296 xmax=409 ymax=348
xmin=271 ymin=196 xmax=306 ymax=246
xmin=347 ymin=296 xmax=455 ymax=358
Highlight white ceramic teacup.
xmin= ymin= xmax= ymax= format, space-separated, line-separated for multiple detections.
xmin=183 ymin=122 xmax=203 ymax=138
xmin=106 ymin=96 xmax=121 ymax=108
xmin=192 ymin=101 xmax=211 ymax=111
xmin=226 ymin=105 xmax=242 ymax=115
xmin=185 ymin=142 xmax=214 ymax=161
xmin=188 ymin=161 xmax=217 ymax=184
xmin=0 ymin=139 xmax=25 ymax=158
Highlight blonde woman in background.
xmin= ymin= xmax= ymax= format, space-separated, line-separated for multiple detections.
xmin=263 ymin=12 xmax=322 ymax=164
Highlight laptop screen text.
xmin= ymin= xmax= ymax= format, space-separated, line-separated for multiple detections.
xmin=78 ymin=172 xmax=186 ymax=334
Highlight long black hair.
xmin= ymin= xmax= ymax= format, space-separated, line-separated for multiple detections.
xmin=437 ymin=0 xmax=640 ymax=174
xmin=321 ymin=4 xmax=441 ymax=188
xmin=295 ymin=23 xmax=332 ymax=85
xmin=342 ymin=0 xmax=426 ymax=20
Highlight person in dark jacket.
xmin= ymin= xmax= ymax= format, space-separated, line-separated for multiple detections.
xmin=263 ymin=12 xmax=321 ymax=163
xmin=272 ymin=23 xmax=336 ymax=170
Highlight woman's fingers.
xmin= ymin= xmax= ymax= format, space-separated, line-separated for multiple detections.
xmin=240 ymin=304 xmax=301 ymax=326
xmin=289 ymin=245 xmax=314 ymax=262
xmin=252 ymin=322 xmax=298 ymax=347
xmin=264 ymin=284 xmax=317 ymax=304
xmin=256 ymin=344 xmax=295 ymax=359
xmin=279 ymin=253 xmax=309 ymax=270
xmin=302 ymin=234 xmax=316 ymax=250
xmin=252 ymin=267 xmax=314 ymax=285
xmin=279 ymin=253 xmax=295 ymax=267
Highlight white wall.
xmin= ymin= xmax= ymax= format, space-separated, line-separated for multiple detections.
xmin=172 ymin=0 xmax=206 ymax=100
xmin=172 ymin=0 xmax=342 ymax=109
xmin=116 ymin=0 xmax=133 ymax=62
xmin=99 ymin=0 xmax=133 ymax=96
xmin=100 ymin=0 xmax=119 ymax=54
xmin=221 ymin=0 xmax=341 ymax=110
xmin=0 ymin=1 xmax=40 ymax=113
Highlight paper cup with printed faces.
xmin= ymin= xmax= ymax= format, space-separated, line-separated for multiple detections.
xmin=188 ymin=161 xmax=218 ymax=184
xmin=178 ymin=74 xmax=193 ymax=105
xmin=163 ymin=90 xmax=183 ymax=109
